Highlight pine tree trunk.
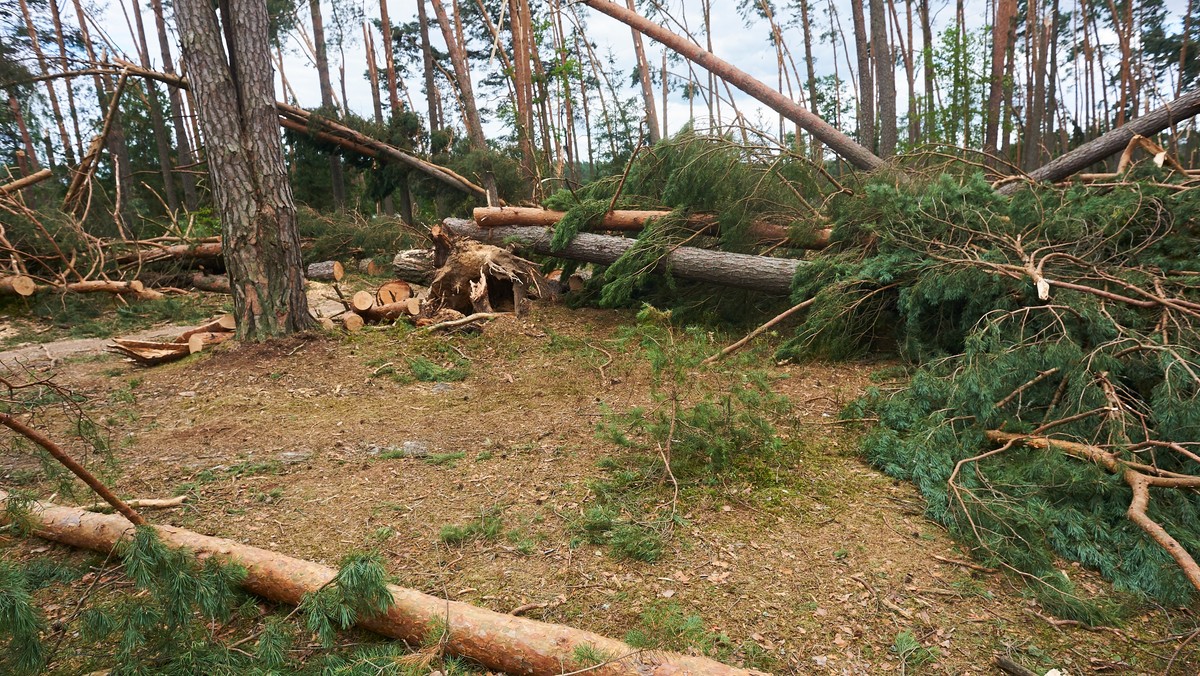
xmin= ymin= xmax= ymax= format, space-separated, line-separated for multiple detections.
xmin=798 ymin=0 xmax=822 ymax=161
xmin=851 ymin=0 xmax=875 ymax=152
xmin=984 ymin=0 xmax=1017 ymax=167
xmin=309 ymin=0 xmax=347 ymax=208
xmin=18 ymin=0 xmax=76 ymax=168
xmin=509 ymin=0 xmax=539 ymax=190
xmin=429 ymin=0 xmax=499 ymax=204
xmin=417 ymin=0 xmax=441 ymax=131
xmin=9 ymin=97 xmax=40 ymax=175
xmin=920 ymin=0 xmax=933 ymax=140
xmin=870 ymin=0 xmax=896 ymax=157
xmin=151 ymin=0 xmax=200 ymax=211
xmin=48 ymin=0 xmax=85 ymax=163
xmin=1022 ymin=0 xmax=1046 ymax=170
xmin=379 ymin=0 xmax=401 ymax=114
xmin=625 ymin=0 xmax=661 ymax=143
xmin=128 ymin=0 xmax=180 ymax=214
xmin=175 ymin=0 xmax=315 ymax=338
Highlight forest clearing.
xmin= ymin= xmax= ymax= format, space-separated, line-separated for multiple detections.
xmin=2 ymin=0 xmax=1199 ymax=673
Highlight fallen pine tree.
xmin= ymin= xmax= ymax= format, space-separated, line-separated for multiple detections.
xmin=442 ymin=218 xmax=801 ymax=295
xmin=0 ymin=489 xmax=752 ymax=676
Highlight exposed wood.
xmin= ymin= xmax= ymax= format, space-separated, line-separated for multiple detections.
xmin=0 ymin=274 xmax=37 ymax=297
xmin=392 ymin=249 xmax=436 ymax=283
xmin=0 ymin=489 xmax=753 ymax=676
xmin=420 ymin=311 xmax=505 ymax=332
xmin=317 ymin=316 xmax=336 ymax=331
xmin=0 ymin=422 xmax=145 ymax=525
xmin=0 ymin=168 xmax=53 ymax=196
xmin=177 ymin=314 xmax=237 ymax=342
xmin=80 ymin=496 xmax=187 ymax=513
xmin=305 ymin=260 xmax=345 ymax=282
xmin=341 ymin=313 xmax=365 ymax=332
xmin=579 ymin=0 xmax=885 ymax=172
xmin=443 ymin=219 xmax=802 ymax=295
xmin=36 ymin=280 xmax=165 ymax=301
xmin=355 ymin=301 xmax=412 ymax=324
xmin=358 ymin=258 xmax=387 ymax=276
xmin=351 ymin=290 xmax=376 ymax=313
xmin=474 ymin=206 xmax=831 ymax=249
xmin=108 ymin=339 xmax=194 ymax=365
xmin=186 ymin=332 xmax=235 ymax=352
xmin=376 ymin=280 xmax=412 ymax=304
xmin=115 ymin=241 xmax=223 ymax=266
xmin=998 ymin=88 xmax=1200 ymax=194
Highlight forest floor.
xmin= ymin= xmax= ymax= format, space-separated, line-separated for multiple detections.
xmin=1 ymin=286 xmax=1198 ymax=675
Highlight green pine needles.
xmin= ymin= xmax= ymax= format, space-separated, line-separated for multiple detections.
xmin=793 ymin=171 xmax=1200 ymax=619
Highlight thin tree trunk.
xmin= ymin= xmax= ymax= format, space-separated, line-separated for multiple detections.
xmin=150 ymin=0 xmax=199 ymax=210
xmin=509 ymin=0 xmax=539 ymax=191
xmin=1045 ymin=0 xmax=1060 ymax=159
xmin=851 ymin=0 xmax=875 ymax=152
xmin=417 ymin=0 xmax=441 ymax=131
xmin=175 ymin=0 xmax=315 ymax=338
xmin=18 ymin=0 xmax=76 ymax=167
xmin=128 ymin=0 xmax=180 ymax=214
xmin=580 ymin=0 xmax=886 ymax=171
xmin=798 ymin=0 xmax=822 ymax=160
xmin=920 ymin=0 xmax=934 ymax=140
xmin=870 ymin=0 xmax=896 ymax=156
xmin=984 ymin=0 xmax=1017 ymax=166
xmin=1023 ymin=0 xmax=1046 ymax=170
xmin=379 ymin=0 xmax=401 ymax=114
xmin=309 ymin=0 xmax=347 ymax=208
xmin=626 ymin=0 xmax=661 ymax=143
xmin=429 ymin=0 xmax=500 ymax=204
xmin=48 ymin=0 xmax=85 ymax=163
xmin=10 ymin=97 xmax=40 ymax=174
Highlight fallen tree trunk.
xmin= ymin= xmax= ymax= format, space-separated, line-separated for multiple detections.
xmin=0 ymin=274 xmax=37 ymax=297
xmin=473 ymin=206 xmax=832 ymax=249
xmin=443 ymin=218 xmax=802 ymax=295
xmin=34 ymin=279 xmax=165 ymax=301
xmin=0 ymin=490 xmax=749 ymax=676
xmin=392 ymin=249 xmax=436 ymax=284
xmin=579 ymin=0 xmax=885 ymax=172
xmin=187 ymin=272 xmax=231 ymax=294
xmin=277 ymin=104 xmax=488 ymax=200
xmin=114 ymin=241 xmax=223 ymax=266
xmin=305 ymin=260 xmax=345 ymax=282
xmin=998 ymin=88 xmax=1200 ymax=194
xmin=0 ymin=168 xmax=53 ymax=196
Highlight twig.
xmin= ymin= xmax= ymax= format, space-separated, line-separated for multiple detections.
xmin=419 ymin=312 xmax=506 ymax=332
xmin=703 ymin=297 xmax=816 ymax=364
xmin=931 ymin=554 xmax=998 ymax=574
xmin=78 ymin=496 xmax=187 ymax=513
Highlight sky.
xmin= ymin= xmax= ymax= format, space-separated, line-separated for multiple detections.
xmin=84 ymin=0 xmax=1195 ymax=149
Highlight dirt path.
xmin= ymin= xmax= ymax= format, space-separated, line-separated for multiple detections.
xmin=0 ymin=323 xmax=200 ymax=367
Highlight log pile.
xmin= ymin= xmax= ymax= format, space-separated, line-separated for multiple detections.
xmin=305 ymin=260 xmax=345 ymax=282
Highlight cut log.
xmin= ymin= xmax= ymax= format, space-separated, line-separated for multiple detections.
xmin=405 ymin=297 xmax=421 ymax=316
xmin=351 ymin=290 xmax=376 ymax=313
xmin=0 ymin=168 xmax=53 ymax=196
xmin=188 ymin=272 xmax=231 ymax=294
xmin=177 ymin=314 xmax=236 ymax=342
xmin=356 ymin=302 xmax=410 ymax=324
xmin=79 ymin=495 xmax=187 ymax=513
xmin=341 ymin=313 xmax=365 ymax=332
xmin=0 ymin=489 xmax=751 ymax=676
xmin=306 ymin=260 xmax=345 ymax=282
xmin=316 ymin=316 xmax=336 ymax=331
xmin=0 ymin=274 xmax=37 ymax=297
xmin=998 ymin=87 xmax=1200 ymax=194
xmin=357 ymin=258 xmax=388 ymax=276
xmin=442 ymin=218 xmax=802 ymax=295
xmin=376 ymin=280 xmax=412 ymax=304
xmin=185 ymin=332 xmax=235 ymax=352
xmin=474 ymin=206 xmax=832 ymax=249
xmin=392 ymin=249 xmax=436 ymax=284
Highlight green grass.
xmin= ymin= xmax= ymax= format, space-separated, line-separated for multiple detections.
xmin=1 ymin=293 xmax=227 ymax=348
xmin=438 ymin=510 xmax=504 ymax=545
xmin=408 ymin=356 xmax=468 ymax=382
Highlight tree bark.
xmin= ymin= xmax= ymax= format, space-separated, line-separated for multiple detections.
xmin=309 ymin=0 xmax=347 ymax=208
xmin=0 ymin=169 xmax=52 ymax=196
xmin=429 ymin=0 xmax=500 ymax=204
xmin=48 ymin=0 xmax=85 ymax=163
xmin=625 ymin=0 xmax=661 ymax=144
xmin=175 ymin=0 xmax=315 ymax=338
xmin=983 ymin=0 xmax=1016 ymax=166
xmin=473 ymin=206 xmax=831 ymax=248
xmin=580 ymin=0 xmax=885 ymax=171
xmin=998 ymin=87 xmax=1200 ymax=194
xmin=870 ymin=0 xmax=896 ymax=156
xmin=851 ymin=0 xmax=875 ymax=153
xmin=0 ymin=489 xmax=752 ymax=676
xmin=416 ymin=0 xmax=441 ymax=131
xmin=443 ymin=218 xmax=802 ymax=294
xmin=379 ymin=0 xmax=402 ymax=114
xmin=150 ymin=0 xmax=200 ymax=210
xmin=17 ymin=0 xmax=77 ymax=168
